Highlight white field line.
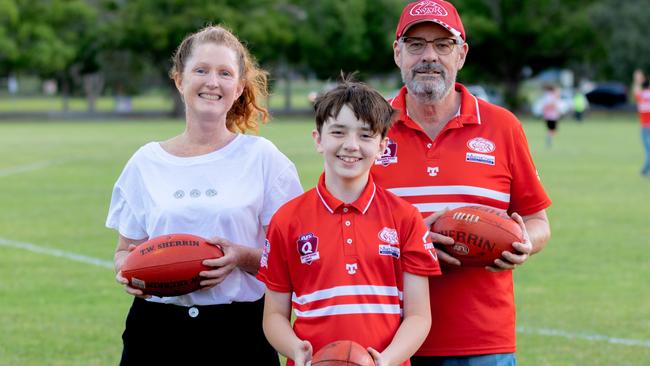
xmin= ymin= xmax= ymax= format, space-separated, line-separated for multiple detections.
xmin=0 ymin=160 xmax=61 ymax=178
xmin=1 ymin=236 xmax=649 ymax=348
xmin=0 ymin=237 xmax=113 ymax=269
xmin=517 ymin=326 xmax=650 ymax=348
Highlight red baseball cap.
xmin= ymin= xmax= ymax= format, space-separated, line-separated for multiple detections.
xmin=395 ymin=1 xmax=465 ymax=41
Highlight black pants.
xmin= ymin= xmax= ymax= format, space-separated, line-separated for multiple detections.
xmin=120 ymin=297 xmax=279 ymax=365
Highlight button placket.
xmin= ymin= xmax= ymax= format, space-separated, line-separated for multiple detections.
xmin=342 ymin=206 xmax=356 ymax=256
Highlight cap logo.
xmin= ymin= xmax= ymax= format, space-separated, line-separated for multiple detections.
xmin=410 ymin=1 xmax=448 ymax=17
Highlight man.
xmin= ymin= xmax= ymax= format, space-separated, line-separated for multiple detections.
xmin=371 ymin=1 xmax=552 ymax=365
xmin=633 ymin=69 xmax=650 ymax=177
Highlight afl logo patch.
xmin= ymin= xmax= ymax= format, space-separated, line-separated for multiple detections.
xmin=467 ymin=137 xmax=495 ymax=153
xmin=375 ymin=139 xmax=398 ymax=166
xmin=410 ymin=1 xmax=448 ymax=16
xmin=297 ymin=233 xmax=320 ymax=264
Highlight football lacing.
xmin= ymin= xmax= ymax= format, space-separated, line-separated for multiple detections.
xmin=452 ymin=212 xmax=480 ymax=223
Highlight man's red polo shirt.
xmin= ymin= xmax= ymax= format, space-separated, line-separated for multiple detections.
xmin=372 ymin=84 xmax=551 ymax=356
xmin=258 ymin=173 xmax=441 ymax=365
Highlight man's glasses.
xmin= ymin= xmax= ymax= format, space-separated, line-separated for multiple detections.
xmin=401 ymin=36 xmax=462 ymax=56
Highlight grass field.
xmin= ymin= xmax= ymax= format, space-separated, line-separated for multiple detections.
xmin=0 ymin=114 xmax=648 ymax=365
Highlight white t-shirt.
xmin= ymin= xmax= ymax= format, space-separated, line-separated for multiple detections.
xmin=106 ymin=134 xmax=303 ymax=306
xmin=540 ymin=91 xmax=561 ymax=121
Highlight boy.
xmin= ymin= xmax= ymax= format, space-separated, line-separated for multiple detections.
xmin=257 ymin=79 xmax=441 ymax=366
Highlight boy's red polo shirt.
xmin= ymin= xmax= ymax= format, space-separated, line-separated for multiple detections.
xmin=258 ymin=173 xmax=441 ymax=365
xmin=372 ymin=84 xmax=551 ymax=356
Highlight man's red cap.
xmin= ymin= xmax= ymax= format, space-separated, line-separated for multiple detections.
xmin=395 ymin=1 xmax=465 ymax=41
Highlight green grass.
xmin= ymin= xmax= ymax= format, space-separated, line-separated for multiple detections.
xmin=0 ymin=115 xmax=648 ymax=365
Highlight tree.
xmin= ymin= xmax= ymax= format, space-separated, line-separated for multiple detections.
xmin=105 ymin=0 xmax=296 ymax=116
xmin=2 ymin=0 xmax=99 ymax=110
xmin=454 ymin=0 xmax=599 ymax=109
xmin=0 ymin=0 xmax=19 ymax=75
xmin=290 ymin=0 xmax=403 ymax=79
xmin=589 ymin=0 xmax=650 ymax=83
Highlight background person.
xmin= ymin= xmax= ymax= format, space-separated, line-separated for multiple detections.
xmin=633 ymin=69 xmax=650 ymax=177
xmin=371 ymin=1 xmax=552 ymax=365
xmin=573 ymin=89 xmax=588 ymax=122
xmin=259 ymin=79 xmax=440 ymax=366
xmin=106 ymin=25 xmax=302 ymax=365
xmin=540 ymin=84 xmax=562 ymax=147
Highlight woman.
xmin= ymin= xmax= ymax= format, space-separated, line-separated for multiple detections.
xmin=106 ymin=25 xmax=302 ymax=365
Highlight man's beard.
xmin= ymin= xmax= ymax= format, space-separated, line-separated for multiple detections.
xmin=402 ymin=62 xmax=454 ymax=103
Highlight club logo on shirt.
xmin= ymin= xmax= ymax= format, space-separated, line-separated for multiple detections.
xmin=375 ymin=139 xmax=398 ymax=166
xmin=378 ymin=227 xmax=399 ymax=245
xmin=467 ymin=137 xmax=496 ymax=153
xmin=378 ymin=227 xmax=400 ymax=258
xmin=427 ymin=166 xmax=439 ymax=176
xmin=297 ymin=232 xmax=320 ymax=264
xmin=260 ymin=239 xmax=270 ymax=268
xmin=346 ymin=263 xmax=358 ymax=275
xmin=466 ymin=152 xmax=496 ymax=166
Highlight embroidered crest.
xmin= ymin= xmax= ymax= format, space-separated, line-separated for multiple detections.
xmin=375 ymin=139 xmax=398 ymax=166
xmin=467 ymin=137 xmax=495 ymax=153
xmin=297 ymin=233 xmax=320 ymax=264
xmin=378 ymin=227 xmax=399 ymax=245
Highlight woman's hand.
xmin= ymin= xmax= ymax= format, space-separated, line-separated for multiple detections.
xmin=114 ymin=243 xmax=150 ymax=299
xmin=199 ymin=237 xmax=244 ymax=288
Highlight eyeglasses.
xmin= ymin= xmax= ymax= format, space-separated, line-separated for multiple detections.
xmin=401 ymin=36 xmax=462 ymax=56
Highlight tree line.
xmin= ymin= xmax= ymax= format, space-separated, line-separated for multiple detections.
xmin=1 ymin=0 xmax=648 ymax=112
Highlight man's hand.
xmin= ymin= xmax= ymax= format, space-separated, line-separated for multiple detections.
xmin=423 ymin=210 xmax=460 ymax=266
xmin=486 ymin=213 xmax=532 ymax=272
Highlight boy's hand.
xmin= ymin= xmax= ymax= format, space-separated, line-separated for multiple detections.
xmin=367 ymin=347 xmax=388 ymax=366
xmin=293 ymin=340 xmax=313 ymax=366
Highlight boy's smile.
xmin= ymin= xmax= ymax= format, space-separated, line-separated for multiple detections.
xmin=313 ymin=105 xmax=388 ymax=192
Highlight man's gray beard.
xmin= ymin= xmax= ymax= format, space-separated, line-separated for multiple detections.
xmin=402 ymin=66 xmax=454 ymax=103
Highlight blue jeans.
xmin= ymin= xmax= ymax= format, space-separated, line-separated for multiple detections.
xmin=411 ymin=353 xmax=516 ymax=366
xmin=642 ymin=127 xmax=650 ymax=175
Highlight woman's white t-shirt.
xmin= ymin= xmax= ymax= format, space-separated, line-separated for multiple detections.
xmin=106 ymin=134 xmax=303 ymax=306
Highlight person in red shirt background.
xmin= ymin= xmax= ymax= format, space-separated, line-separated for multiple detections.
xmin=371 ymin=1 xmax=552 ymax=365
xmin=258 ymin=78 xmax=441 ymax=366
xmin=633 ymin=69 xmax=650 ymax=177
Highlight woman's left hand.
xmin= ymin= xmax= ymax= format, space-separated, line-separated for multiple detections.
xmin=199 ymin=237 xmax=243 ymax=288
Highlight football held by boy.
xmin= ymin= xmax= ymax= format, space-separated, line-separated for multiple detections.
xmin=258 ymin=78 xmax=441 ymax=366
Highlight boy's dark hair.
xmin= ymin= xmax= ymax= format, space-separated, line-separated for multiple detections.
xmin=314 ymin=74 xmax=395 ymax=137
xmin=643 ymin=79 xmax=650 ymax=89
